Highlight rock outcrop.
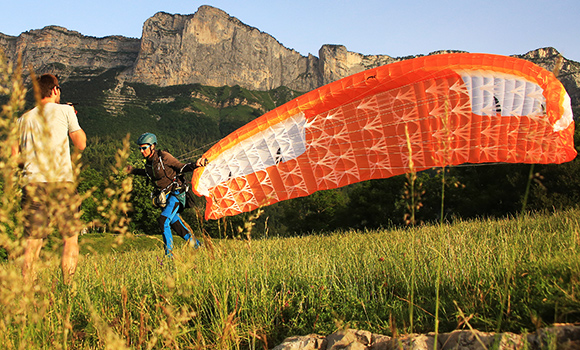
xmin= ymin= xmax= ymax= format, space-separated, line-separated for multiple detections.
xmin=0 ymin=26 xmax=140 ymax=80
xmin=273 ymin=325 xmax=580 ymax=350
xmin=1 ymin=5 xmax=579 ymax=107
xmin=130 ymin=6 xmax=320 ymax=91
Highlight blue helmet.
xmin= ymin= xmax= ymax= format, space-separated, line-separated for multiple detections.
xmin=137 ymin=132 xmax=157 ymax=145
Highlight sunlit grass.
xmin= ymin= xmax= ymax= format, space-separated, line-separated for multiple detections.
xmin=2 ymin=208 xmax=580 ymax=348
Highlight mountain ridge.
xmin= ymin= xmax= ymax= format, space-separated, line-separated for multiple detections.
xmin=1 ymin=5 xmax=579 ymax=107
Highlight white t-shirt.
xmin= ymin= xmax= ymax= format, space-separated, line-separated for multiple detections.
xmin=18 ymin=103 xmax=82 ymax=183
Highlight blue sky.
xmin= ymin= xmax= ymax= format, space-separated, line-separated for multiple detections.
xmin=2 ymin=0 xmax=579 ymax=62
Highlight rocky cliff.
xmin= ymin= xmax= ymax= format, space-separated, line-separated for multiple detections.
xmin=130 ymin=6 xmax=321 ymax=91
xmin=0 ymin=26 xmax=140 ymax=80
xmin=1 ymin=5 xmax=579 ymax=106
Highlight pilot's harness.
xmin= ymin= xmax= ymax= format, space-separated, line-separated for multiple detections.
xmin=147 ymin=151 xmax=189 ymax=208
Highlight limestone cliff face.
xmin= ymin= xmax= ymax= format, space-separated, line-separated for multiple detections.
xmin=0 ymin=26 xmax=140 ymax=79
xmin=131 ymin=7 xmax=397 ymax=91
xmin=318 ymin=45 xmax=397 ymax=85
xmin=131 ymin=6 xmax=320 ymax=91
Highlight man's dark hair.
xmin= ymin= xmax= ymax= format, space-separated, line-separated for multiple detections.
xmin=37 ymin=74 xmax=59 ymax=99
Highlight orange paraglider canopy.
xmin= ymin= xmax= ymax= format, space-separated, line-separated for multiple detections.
xmin=192 ymin=53 xmax=575 ymax=220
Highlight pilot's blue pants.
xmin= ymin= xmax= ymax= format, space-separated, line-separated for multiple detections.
xmin=159 ymin=192 xmax=192 ymax=256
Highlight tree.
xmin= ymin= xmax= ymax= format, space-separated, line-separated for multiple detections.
xmin=277 ymin=189 xmax=349 ymax=235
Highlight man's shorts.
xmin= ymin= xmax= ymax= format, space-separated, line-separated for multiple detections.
xmin=21 ymin=182 xmax=78 ymax=239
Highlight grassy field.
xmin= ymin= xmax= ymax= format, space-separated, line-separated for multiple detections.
xmin=1 ymin=208 xmax=579 ymax=349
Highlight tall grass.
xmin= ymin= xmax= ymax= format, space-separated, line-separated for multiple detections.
xmin=2 ymin=209 xmax=580 ymax=348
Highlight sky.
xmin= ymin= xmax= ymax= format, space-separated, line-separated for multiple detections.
xmin=2 ymin=0 xmax=579 ymax=62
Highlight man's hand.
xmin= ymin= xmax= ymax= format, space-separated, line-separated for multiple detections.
xmin=66 ymin=102 xmax=78 ymax=114
xmin=196 ymin=158 xmax=209 ymax=167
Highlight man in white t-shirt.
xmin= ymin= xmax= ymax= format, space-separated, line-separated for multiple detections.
xmin=13 ymin=73 xmax=86 ymax=284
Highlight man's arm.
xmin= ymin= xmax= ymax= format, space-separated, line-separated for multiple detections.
xmin=69 ymin=129 xmax=86 ymax=151
xmin=10 ymin=142 xmax=24 ymax=169
xmin=11 ymin=143 xmax=19 ymax=157
xmin=126 ymin=166 xmax=147 ymax=176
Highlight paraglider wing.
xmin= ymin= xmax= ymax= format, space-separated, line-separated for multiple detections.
xmin=192 ymin=53 xmax=576 ymax=220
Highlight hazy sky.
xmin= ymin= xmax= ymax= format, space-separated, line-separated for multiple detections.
xmin=2 ymin=0 xmax=579 ymax=62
